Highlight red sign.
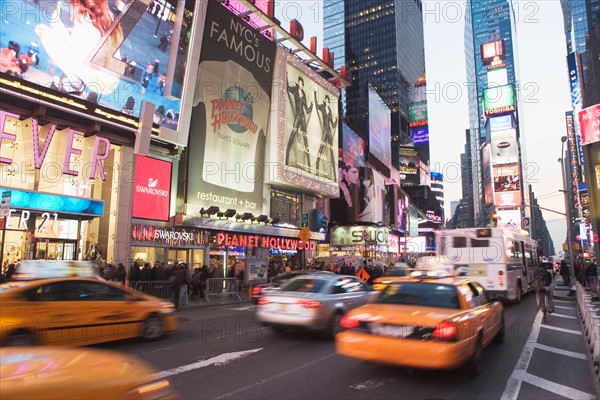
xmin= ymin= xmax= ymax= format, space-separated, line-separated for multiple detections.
xmin=132 ymin=155 xmax=172 ymax=221
xmin=578 ymin=104 xmax=600 ymax=145
xmin=216 ymin=232 xmax=315 ymax=250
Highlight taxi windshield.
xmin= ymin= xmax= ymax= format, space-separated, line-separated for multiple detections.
xmin=377 ymin=282 xmax=460 ymax=309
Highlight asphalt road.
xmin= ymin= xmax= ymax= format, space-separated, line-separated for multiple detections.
xmin=99 ymin=292 xmax=597 ymax=400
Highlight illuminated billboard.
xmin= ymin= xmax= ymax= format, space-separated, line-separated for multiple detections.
xmin=480 ymin=40 xmax=505 ymax=65
xmin=284 ymin=62 xmax=339 ymax=181
xmin=132 ymin=155 xmax=172 ymax=221
xmin=482 ymin=143 xmax=493 ymax=206
xmin=411 ymin=127 xmax=429 ymax=145
xmin=493 ymin=163 xmax=522 ymax=207
xmin=408 ymin=101 xmax=428 ymax=126
xmin=483 ymin=85 xmax=515 ymax=117
xmin=496 ymin=209 xmax=521 ymax=231
xmin=368 ymin=83 xmax=392 ymax=168
xmin=0 ymin=0 xmax=193 ymax=131
xmin=489 ymin=115 xmax=513 ymax=132
xmin=186 ymin=1 xmax=276 ymax=216
xmin=490 ymin=129 xmax=519 ymax=164
xmin=270 ymin=48 xmax=339 ymax=197
xmin=341 ymin=124 xmax=366 ymax=167
xmin=488 ymin=67 xmax=508 ymax=87
xmin=578 ymin=104 xmax=600 ymax=145
xmin=398 ymin=146 xmax=420 ymax=186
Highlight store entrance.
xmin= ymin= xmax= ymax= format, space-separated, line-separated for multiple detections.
xmin=33 ymin=239 xmax=77 ymax=260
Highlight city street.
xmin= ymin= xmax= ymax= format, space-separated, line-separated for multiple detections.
xmin=99 ymin=292 xmax=598 ymax=400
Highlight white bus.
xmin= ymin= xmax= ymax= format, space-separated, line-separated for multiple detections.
xmin=435 ymin=228 xmax=539 ymax=303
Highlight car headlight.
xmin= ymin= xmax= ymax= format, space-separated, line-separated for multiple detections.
xmin=127 ymin=379 xmax=174 ymax=400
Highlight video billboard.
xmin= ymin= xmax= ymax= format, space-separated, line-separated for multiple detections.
xmin=578 ymin=104 xmax=600 ymax=145
xmin=408 ymin=101 xmax=428 ymax=126
xmin=186 ymin=1 xmax=276 ymax=216
xmin=410 ymin=127 xmax=429 ymax=145
xmin=398 ymin=146 xmax=420 ymax=186
xmin=482 ymin=143 xmax=493 ymax=207
xmin=480 ymin=40 xmax=505 ymax=64
xmin=493 ymin=163 xmax=522 ymax=207
xmin=132 ymin=155 xmax=172 ymax=221
xmin=368 ymin=83 xmax=391 ymax=168
xmin=490 ymin=129 xmax=519 ymax=164
xmin=483 ymin=85 xmax=515 ymax=117
xmin=0 ymin=0 xmax=192 ymax=131
xmin=341 ymin=124 xmax=366 ymax=167
xmin=489 ymin=115 xmax=513 ymax=132
xmin=496 ymin=209 xmax=521 ymax=231
xmin=284 ymin=62 xmax=339 ymax=181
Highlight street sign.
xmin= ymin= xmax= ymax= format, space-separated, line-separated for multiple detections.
xmin=298 ymin=226 xmax=311 ymax=242
xmin=301 ymin=213 xmax=309 ymax=227
xmin=356 ymin=267 xmax=371 ymax=283
xmin=1 ymin=191 xmax=10 ymax=217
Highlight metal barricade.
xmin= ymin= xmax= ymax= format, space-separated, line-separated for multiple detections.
xmin=205 ymin=278 xmax=241 ymax=301
xmin=133 ymin=280 xmax=174 ymax=300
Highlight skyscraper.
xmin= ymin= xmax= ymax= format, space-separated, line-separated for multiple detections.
xmin=465 ymin=0 xmax=528 ymax=229
xmin=324 ymin=1 xmax=426 ymax=167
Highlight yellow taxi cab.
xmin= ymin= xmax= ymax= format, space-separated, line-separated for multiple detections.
xmin=336 ymin=272 xmax=504 ymax=376
xmin=0 ymin=277 xmax=177 ymax=346
xmin=1 ymin=346 xmax=177 ymax=399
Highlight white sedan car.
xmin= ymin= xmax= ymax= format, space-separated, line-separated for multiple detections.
xmin=255 ymin=274 xmax=377 ymax=338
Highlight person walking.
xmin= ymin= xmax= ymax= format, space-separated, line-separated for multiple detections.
xmin=559 ymin=259 xmax=570 ymax=287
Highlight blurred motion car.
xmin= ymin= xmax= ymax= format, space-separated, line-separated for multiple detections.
xmin=250 ymin=270 xmax=334 ymax=304
xmin=0 ymin=277 xmax=177 ymax=346
xmin=0 ymin=347 xmax=177 ymax=399
xmin=336 ymin=272 xmax=504 ymax=376
xmin=255 ymin=274 xmax=377 ymax=338
xmin=372 ymin=263 xmax=414 ymax=290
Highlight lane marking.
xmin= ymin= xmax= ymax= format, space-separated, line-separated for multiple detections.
xmin=227 ymin=305 xmax=256 ymax=311
xmin=533 ymin=343 xmax=588 ymax=360
xmin=554 ymin=299 xmax=572 ymax=304
xmin=548 ymin=313 xmax=577 ymax=320
xmin=521 ymin=372 xmax=597 ymax=400
xmin=540 ymin=325 xmax=582 ymax=335
xmin=213 ymin=352 xmax=336 ymax=399
xmin=555 ymin=305 xmax=573 ymax=310
xmin=350 ymin=377 xmax=397 ymax=390
xmin=153 ymin=348 xmax=263 ymax=379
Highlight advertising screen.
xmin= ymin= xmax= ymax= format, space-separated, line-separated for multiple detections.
xmin=408 ymin=101 xmax=428 ymax=125
xmin=490 ymin=129 xmax=519 ymax=164
xmin=489 ymin=115 xmax=513 ymax=132
xmin=493 ymin=163 xmax=522 ymax=207
xmin=186 ymin=1 xmax=276 ymax=216
xmin=0 ymin=0 xmax=193 ymax=130
xmin=132 ymin=155 xmax=172 ymax=221
xmin=578 ymin=104 xmax=600 ymax=145
xmin=482 ymin=143 xmax=493 ymax=207
xmin=285 ymin=63 xmax=339 ymax=181
xmin=398 ymin=146 xmax=420 ymax=186
xmin=410 ymin=127 xmax=429 ymax=145
xmin=368 ymin=83 xmax=392 ymax=168
xmin=341 ymin=124 xmax=366 ymax=167
xmin=483 ymin=85 xmax=515 ymax=117
xmin=488 ymin=67 xmax=508 ymax=87
xmin=330 ymin=164 xmax=387 ymax=224
xmin=481 ymin=40 xmax=504 ymax=64
xmin=496 ymin=209 xmax=521 ymax=231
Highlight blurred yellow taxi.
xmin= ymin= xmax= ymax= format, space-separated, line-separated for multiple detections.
xmin=1 ymin=347 xmax=177 ymax=399
xmin=0 ymin=277 xmax=177 ymax=346
xmin=336 ymin=272 xmax=504 ymax=376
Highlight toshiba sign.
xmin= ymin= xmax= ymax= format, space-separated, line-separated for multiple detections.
xmin=132 ymin=155 xmax=172 ymax=221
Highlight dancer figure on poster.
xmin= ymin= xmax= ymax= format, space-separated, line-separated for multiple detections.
xmin=314 ymin=93 xmax=338 ymax=180
xmin=285 ymin=72 xmax=313 ymax=170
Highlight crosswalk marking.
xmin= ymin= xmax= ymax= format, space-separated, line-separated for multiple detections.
xmin=533 ymin=343 xmax=588 ymax=360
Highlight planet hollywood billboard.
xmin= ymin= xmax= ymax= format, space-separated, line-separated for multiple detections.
xmin=186 ymin=1 xmax=276 ymax=216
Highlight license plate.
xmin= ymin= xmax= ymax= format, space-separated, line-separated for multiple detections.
xmin=369 ymin=323 xmax=415 ymax=338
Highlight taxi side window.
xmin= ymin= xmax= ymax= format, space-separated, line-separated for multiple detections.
xmin=24 ymin=282 xmax=80 ymax=302
xmin=470 ymin=281 xmax=489 ymax=304
xmin=76 ymin=282 xmax=126 ymax=301
xmin=331 ymin=277 xmax=365 ymax=294
xmin=466 ymin=282 xmax=485 ymax=308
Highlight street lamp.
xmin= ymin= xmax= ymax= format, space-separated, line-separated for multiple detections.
xmin=560 ymin=136 xmax=575 ymax=284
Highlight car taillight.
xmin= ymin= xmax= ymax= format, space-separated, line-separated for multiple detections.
xmin=432 ymin=321 xmax=457 ymax=340
xmin=257 ymin=298 xmax=270 ymax=305
xmin=252 ymin=287 xmax=261 ymax=296
xmin=297 ymin=300 xmax=321 ymax=308
xmin=340 ymin=314 xmax=360 ymax=329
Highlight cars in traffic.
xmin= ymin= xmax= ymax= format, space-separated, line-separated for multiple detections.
xmin=256 ymin=273 xmax=377 ymax=338
xmin=336 ymin=272 xmax=504 ymax=376
xmin=250 ymin=270 xmax=334 ymax=304
xmin=0 ymin=346 xmax=177 ymax=399
xmin=0 ymin=277 xmax=177 ymax=346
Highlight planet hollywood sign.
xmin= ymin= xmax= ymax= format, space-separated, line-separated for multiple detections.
xmin=216 ymin=232 xmax=315 ymax=250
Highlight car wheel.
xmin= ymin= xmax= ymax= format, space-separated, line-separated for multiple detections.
xmin=325 ymin=312 xmax=343 ymax=339
xmin=142 ymin=315 xmax=166 ymax=341
xmin=465 ymin=335 xmax=483 ymax=377
xmin=493 ymin=315 xmax=505 ymax=344
xmin=4 ymin=330 xmax=36 ymax=346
